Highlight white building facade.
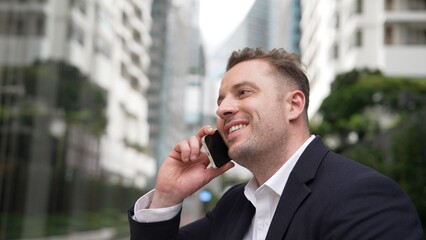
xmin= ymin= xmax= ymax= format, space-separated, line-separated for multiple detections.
xmin=300 ymin=0 xmax=426 ymax=116
xmin=0 ymin=0 xmax=155 ymax=188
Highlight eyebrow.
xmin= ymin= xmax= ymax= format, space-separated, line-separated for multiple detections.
xmin=217 ymin=81 xmax=259 ymax=105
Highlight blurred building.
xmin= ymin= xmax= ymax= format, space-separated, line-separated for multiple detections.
xmin=148 ymin=0 xmax=205 ymax=176
xmin=0 ymin=0 xmax=155 ymax=188
xmin=147 ymin=0 xmax=206 ymax=224
xmin=270 ymin=0 xmax=302 ymax=53
xmin=300 ymin=0 xmax=426 ymax=116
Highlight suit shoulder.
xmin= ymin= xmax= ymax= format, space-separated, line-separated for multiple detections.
xmin=313 ymin=150 xmax=408 ymax=199
xmin=322 ymin=151 xmax=388 ymax=180
xmin=312 ymin=155 xmax=408 ymax=206
xmin=312 ymin=152 xmax=424 ymax=238
xmin=213 ymin=183 xmax=247 ymax=210
xmin=219 ymin=183 xmax=246 ymax=201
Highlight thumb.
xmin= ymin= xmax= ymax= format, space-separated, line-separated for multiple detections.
xmin=207 ymin=162 xmax=235 ymax=181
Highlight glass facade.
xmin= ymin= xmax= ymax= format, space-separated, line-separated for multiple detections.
xmin=0 ymin=0 xmax=152 ymax=239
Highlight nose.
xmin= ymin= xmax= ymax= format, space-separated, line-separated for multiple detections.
xmin=216 ymin=97 xmax=238 ymax=119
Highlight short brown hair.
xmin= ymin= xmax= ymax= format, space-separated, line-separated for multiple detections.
xmin=226 ymin=47 xmax=310 ymax=111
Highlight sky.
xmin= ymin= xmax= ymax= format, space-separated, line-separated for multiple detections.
xmin=197 ymin=0 xmax=256 ymax=179
xmin=199 ymin=0 xmax=255 ymax=52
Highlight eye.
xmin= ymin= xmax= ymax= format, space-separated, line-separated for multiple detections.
xmin=238 ymin=89 xmax=252 ymax=98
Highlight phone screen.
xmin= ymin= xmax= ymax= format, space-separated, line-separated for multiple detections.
xmin=202 ymin=130 xmax=232 ymax=168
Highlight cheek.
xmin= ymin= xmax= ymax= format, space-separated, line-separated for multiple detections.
xmin=258 ymin=95 xmax=281 ymax=113
xmin=262 ymin=98 xmax=288 ymax=123
xmin=216 ymin=118 xmax=224 ymax=129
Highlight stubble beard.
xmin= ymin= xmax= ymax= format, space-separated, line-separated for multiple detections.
xmin=228 ymin=136 xmax=256 ymax=168
xmin=229 ymin=103 xmax=289 ymax=172
xmin=229 ymin=122 xmax=287 ymax=171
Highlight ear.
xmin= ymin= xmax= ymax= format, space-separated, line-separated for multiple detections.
xmin=287 ymin=90 xmax=306 ymax=121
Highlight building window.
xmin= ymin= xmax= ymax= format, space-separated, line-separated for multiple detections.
xmin=130 ymin=76 xmax=139 ymax=90
xmin=335 ymin=13 xmax=340 ymax=29
xmin=133 ymin=29 xmax=141 ymax=42
xmin=69 ymin=23 xmax=85 ymax=45
xmin=355 ymin=29 xmax=363 ymax=47
xmin=121 ymin=62 xmax=130 ymax=80
xmin=96 ymin=4 xmax=113 ymax=34
xmin=35 ymin=15 xmax=45 ymax=36
xmin=333 ymin=43 xmax=339 ymax=59
xmin=72 ymin=0 xmax=86 ymax=15
xmin=122 ymin=12 xmax=128 ymax=26
xmin=0 ymin=11 xmax=45 ymax=36
xmin=95 ymin=36 xmax=111 ymax=57
xmin=355 ymin=0 xmax=363 ymax=14
xmin=16 ymin=18 xmax=25 ymax=36
xmin=134 ymin=7 xmax=142 ymax=21
xmin=407 ymin=28 xmax=426 ymax=45
xmin=385 ymin=26 xmax=393 ymax=45
xmin=0 ymin=12 xmax=5 ymax=34
xmin=385 ymin=0 xmax=394 ymax=10
xmin=408 ymin=0 xmax=426 ymax=10
xmin=131 ymin=52 xmax=140 ymax=65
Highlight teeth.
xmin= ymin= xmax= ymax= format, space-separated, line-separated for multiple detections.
xmin=229 ymin=124 xmax=247 ymax=134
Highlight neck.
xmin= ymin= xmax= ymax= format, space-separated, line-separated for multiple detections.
xmin=250 ymin=131 xmax=310 ymax=186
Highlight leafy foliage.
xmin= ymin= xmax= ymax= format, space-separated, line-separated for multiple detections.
xmin=0 ymin=60 xmax=107 ymax=136
xmin=312 ymin=69 xmax=426 ymax=230
xmin=1 ymin=61 xmax=112 ymax=238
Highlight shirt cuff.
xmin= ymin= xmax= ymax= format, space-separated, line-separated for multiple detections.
xmin=133 ymin=189 xmax=182 ymax=223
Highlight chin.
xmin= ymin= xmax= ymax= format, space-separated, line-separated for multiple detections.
xmin=229 ymin=144 xmax=254 ymax=162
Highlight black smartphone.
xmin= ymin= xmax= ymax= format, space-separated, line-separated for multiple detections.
xmin=201 ymin=130 xmax=232 ymax=168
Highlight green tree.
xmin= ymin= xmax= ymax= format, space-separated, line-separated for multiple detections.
xmin=311 ymin=69 xmax=426 ymax=230
xmin=0 ymin=61 xmax=108 ymax=238
xmin=1 ymin=60 xmax=107 ymax=136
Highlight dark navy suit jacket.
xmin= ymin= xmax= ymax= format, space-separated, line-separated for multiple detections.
xmin=128 ymin=137 xmax=424 ymax=239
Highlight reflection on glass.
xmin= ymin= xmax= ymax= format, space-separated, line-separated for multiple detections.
xmin=0 ymin=1 xmax=152 ymax=239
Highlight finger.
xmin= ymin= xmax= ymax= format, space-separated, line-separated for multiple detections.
xmin=218 ymin=161 xmax=235 ymax=174
xmin=175 ymin=140 xmax=191 ymax=162
xmin=196 ymin=125 xmax=215 ymax=140
xmin=207 ymin=161 xmax=235 ymax=180
xmin=198 ymin=153 xmax=211 ymax=166
xmin=188 ymin=136 xmax=200 ymax=161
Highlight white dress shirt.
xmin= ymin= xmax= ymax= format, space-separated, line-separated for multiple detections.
xmin=243 ymin=135 xmax=315 ymax=239
xmin=133 ymin=136 xmax=316 ymax=240
xmin=133 ymin=189 xmax=182 ymax=222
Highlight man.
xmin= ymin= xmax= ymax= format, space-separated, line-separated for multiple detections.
xmin=129 ymin=48 xmax=423 ymax=239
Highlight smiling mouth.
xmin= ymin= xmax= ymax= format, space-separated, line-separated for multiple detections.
xmin=228 ymin=124 xmax=247 ymax=135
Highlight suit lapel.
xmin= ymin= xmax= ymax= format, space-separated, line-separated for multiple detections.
xmin=265 ymin=175 xmax=311 ymax=240
xmin=265 ymin=137 xmax=329 ymax=240
xmin=226 ymin=200 xmax=255 ymax=240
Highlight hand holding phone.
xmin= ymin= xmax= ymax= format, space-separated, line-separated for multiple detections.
xmin=201 ymin=130 xmax=232 ymax=168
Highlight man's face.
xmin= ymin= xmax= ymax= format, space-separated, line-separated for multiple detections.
xmin=216 ymin=60 xmax=290 ymax=165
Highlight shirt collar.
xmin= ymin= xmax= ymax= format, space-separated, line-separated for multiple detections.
xmin=245 ymin=135 xmax=316 ymax=202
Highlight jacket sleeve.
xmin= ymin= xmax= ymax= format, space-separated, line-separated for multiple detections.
xmin=128 ymin=184 xmax=247 ymax=240
xmin=128 ymin=207 xmax=181 ymax=240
